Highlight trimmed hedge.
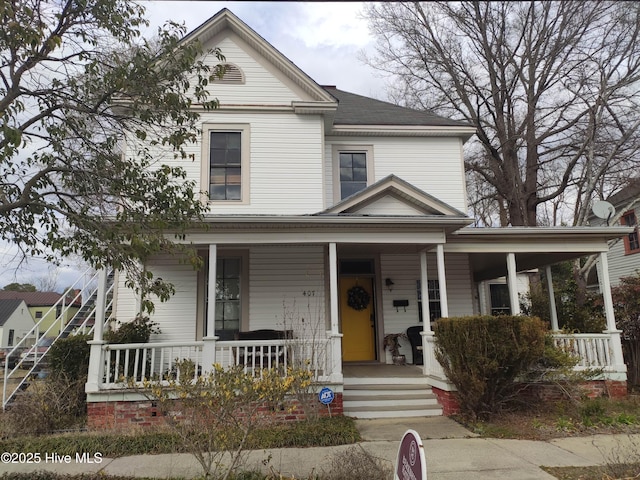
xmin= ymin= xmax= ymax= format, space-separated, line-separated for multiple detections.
xmin=435 ymin=315 xmax=547 ymax=419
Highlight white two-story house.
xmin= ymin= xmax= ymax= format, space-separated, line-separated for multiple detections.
xmin=74 ymin=9 xmax=631 ymax=428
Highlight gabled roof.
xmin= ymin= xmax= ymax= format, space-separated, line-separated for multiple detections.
xmin=318 ymin=175 xmax=470 ymax=218
xmin=181 ymin=8 xmax=336 ymax=104
xmin=0 ymin=299 xmax=25 ymax=326
xmin=0 ymin=291 xmax=80 ymax=307
xmin=323 ymin=87 xmax=472 ymax=128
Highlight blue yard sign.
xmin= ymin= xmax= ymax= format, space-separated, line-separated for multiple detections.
xmin=318 ymin=387 xmax=334 ymax=405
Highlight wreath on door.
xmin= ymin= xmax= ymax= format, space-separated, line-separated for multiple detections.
xmin=347 ymin=285 xmax=370 ymax=311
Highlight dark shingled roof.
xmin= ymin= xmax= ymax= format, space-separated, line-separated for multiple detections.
xmin=322 ymin=86 xmax=473 ymax=128
xmin=608 ymin=178 xmax=640 ymax=207
xmin=0 ymin=299 xmax=23 ymax=326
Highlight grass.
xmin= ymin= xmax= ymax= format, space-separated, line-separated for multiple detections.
xmin=0 ymin=416 xmax=360 ymax=457
xmin=456 ymin=396 xmax=640 ymax=441
xmin=456 ymin=395 xmax=640 ymax=480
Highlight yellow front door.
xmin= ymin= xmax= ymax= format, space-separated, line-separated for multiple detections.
xmin=340 ymin=277 xmax=376 ymax=361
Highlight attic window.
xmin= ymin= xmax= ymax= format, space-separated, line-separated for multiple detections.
xmin=213 ymin=64 xmax=245 ymax=84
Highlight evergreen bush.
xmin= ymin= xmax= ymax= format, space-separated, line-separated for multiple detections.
xmin=434 ymin=315 xmax=547 ymax=419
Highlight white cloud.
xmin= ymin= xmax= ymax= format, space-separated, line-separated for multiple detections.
xmin=142 ymin=1 xmax=387 ymax=97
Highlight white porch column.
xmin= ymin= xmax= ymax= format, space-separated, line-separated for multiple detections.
xmin=419 ymin=251 xmax=431 ymax=332
xmin=420 ymin=250 xmax=435 ymax=377
xmin=477 ymin=281 xmax=488 ymax=315
xmin=329 ymin=243 xmax=339 ymax=334
xmin=506 ymin=253 xmax=521 ymax=315
xmin=202 ymin=244 xmax=218 ymax=373
xmin=436 ymin=244 xmax=449 ymax=318
xmin=86 ymin=268 xmax=109 ymax=393
xmin=545 ymin=265 xmax=559 ymax=331
xmin=328 ymin=242 xmax=342 ymax=382
xmin=598 ymin=252 xmax=626 ymax=377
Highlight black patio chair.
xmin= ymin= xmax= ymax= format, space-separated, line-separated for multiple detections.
xmin=406 ymin=325 xmax=424 ymax=365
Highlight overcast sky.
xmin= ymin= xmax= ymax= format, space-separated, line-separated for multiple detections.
xmin=143 ymin=1 xmax=387 ymax=98
xmin=0 ymin=1 xmax=388 ymax=291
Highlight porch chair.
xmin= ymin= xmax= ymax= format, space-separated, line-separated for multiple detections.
xmin=406 ymin=325 xmax=424 ymax=366
xmin=234 ymin=329 xmax=293 ymax=367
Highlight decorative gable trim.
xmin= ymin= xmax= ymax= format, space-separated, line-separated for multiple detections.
xmin=213 ymin=63 xmax=245 ymax=84
xmin=319 ymin=175 xmax=468 ymax=217
xmin=182 ymin=9 xmax=337 ymax=105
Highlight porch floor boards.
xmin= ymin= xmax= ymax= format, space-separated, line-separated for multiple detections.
xmin=343 ymin=363 xmax=423 ymax=379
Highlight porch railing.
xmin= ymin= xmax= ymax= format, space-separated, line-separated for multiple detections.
xmin=551 ymin=333 xmax=613 ymax=370
xmin=98 ymin=337 xmax=335 ymax=389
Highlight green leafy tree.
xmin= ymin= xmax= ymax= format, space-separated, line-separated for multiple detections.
xmin=1 ymin=282 xmax=36 ymax=291
xmin=0 ymin=0 xmax=224 ymax=308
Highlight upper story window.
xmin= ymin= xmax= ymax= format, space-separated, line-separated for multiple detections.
xmin=332 ymin=145 xmax=374 ymax=203
xmin=202 ymin=124 xmax=250 ymax=203
xmin=621 ymin=210 xmax=640 ymax=254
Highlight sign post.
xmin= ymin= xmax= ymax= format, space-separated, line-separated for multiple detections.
xmin=318 ymin=387 xmax=334 ymax=416
xmin=395 ymin=429 xmax=427 ymax=480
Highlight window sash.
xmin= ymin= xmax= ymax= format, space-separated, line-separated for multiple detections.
xmin=209 ymin=131 xmax=242 ymax=201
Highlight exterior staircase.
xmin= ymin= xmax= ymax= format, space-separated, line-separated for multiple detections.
xmin=342 ymin=365 xmax=443 ymax=418
xmin=2 ymin=269 xmax=114 ymax=410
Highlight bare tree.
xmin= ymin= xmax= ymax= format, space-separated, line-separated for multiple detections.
xmin=364 ymin=1 xmax=640 ymax=226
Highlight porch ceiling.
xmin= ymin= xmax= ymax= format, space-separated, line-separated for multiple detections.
xmin=449 ymin=226 xmax=633 ymax=281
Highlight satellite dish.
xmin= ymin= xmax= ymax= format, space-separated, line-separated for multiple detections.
xmin=592 ymin=200 xmax=616 ymax=225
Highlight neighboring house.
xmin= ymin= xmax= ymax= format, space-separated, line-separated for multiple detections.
xmin=0 ymin=299 xmax=34 ymax=348
xmin=590 ymin=178 xmax=640 ymax=287
xmin=62 ymin=9 xmax=630 ymax=426
xmin=0 ymin=291 xmax=81 ymax=338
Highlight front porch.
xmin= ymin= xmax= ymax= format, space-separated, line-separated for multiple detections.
xmin=82 ymin=225 xmax=631 ymax=424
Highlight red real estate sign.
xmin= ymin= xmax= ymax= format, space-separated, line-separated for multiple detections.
xmin=395 ymin=429 xmax=427 ymax=480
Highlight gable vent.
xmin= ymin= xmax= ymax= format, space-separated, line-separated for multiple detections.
xmin=214 ymin=64 xmax=245 ymax=84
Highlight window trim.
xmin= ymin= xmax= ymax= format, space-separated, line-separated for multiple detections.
xmin=331 ymin=144 xmax=374 ymax=204
xmin=201 ymin=123 xmax=251 ymax=204
xmin=621 ymin=210 xmax=640 ymax=255
xmin=196 ymin=249 xmax=249 ymax=341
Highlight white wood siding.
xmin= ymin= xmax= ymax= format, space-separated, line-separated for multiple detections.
xmin=142 ymin=256 xmax=198 ymax=343
xmin=113 ymin=272 xmax=139 ymax=325
xmin=325 ymin=137 xmax=467 ymax=211
xmin=168 ymin=111 xmax=325 ymax=215
xmin=249 ymin=245 xmax=326 ymax=333
xmin=607 ymin=205 xmax=640 ymax=286
xmin=379 ymin=253 xmax=475 ymax=361
xmin=203 ymin=34 xmax=309 ymax=105
xmin=353 ymin=196 xmax=425 ymax=216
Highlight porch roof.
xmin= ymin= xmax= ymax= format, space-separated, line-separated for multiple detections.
xmin=448 ymin=226 xmax=634 ymax=281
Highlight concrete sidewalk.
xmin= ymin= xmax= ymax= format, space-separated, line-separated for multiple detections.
xmin=1 ymin=417 xmax=639 ymax=479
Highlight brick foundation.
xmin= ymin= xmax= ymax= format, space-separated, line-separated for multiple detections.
xmin=522 ymin=380 xmax=627 ymax=403
xmin=432 ymin=387 xmax=460 ymax=416
xmin=87 ymin=393 xmax=343 ymax=432
xmin=430 ymin=379 xmax=627 ymax=417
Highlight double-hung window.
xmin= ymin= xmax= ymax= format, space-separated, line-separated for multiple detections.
xmin=622 ymin=211 xmax=640 ymax=254
xmin=203 ymin=124 xmax=250 ymax=203
xmin=332 ymin=145 xmax=374 ymax=202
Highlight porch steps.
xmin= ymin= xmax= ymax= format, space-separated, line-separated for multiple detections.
xmin=342 ymin=374 xmax=443 ymax=419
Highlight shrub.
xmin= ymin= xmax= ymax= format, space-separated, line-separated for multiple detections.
xmin=2 ymin=334 xmax=92 ymax=436
xmin=48 ymin=334 xmax=91 ymax=381
xmin=321 ymin=445 xmax=393 ymax=480
xmin=139 ymin=361 xmax=313 ymax=479
xmin=434 ymin=315 xmax=547 ymax=419
xmin=104 ymin=315 xmax=160 ymax=344
xmin=611 ymin=272 xmax=640 ymax=390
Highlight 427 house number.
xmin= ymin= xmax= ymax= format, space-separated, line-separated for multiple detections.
xmin=302 ymin=290 xmax=316 ymax=296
